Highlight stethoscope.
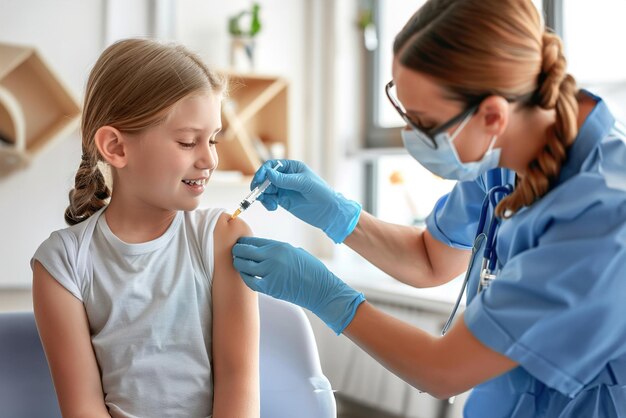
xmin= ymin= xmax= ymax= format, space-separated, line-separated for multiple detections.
xmin=441 ymin=184 xmax=514 ymax=336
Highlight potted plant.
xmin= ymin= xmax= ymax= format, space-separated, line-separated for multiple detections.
xmin=228 ymin=3 xmax=262 ymax=71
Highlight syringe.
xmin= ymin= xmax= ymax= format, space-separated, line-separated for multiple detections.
xmin=229 ymin=161 xmax=283 ymax=221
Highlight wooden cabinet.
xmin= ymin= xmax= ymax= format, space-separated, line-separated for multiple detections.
xmin=217 ymin=73 xmax=289 ymax=176
xmin=0 ymin=42 xmax=80 ymax=177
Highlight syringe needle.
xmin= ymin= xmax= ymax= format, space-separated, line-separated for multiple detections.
xmin=228 ymin=208 xmax=242 ymax=222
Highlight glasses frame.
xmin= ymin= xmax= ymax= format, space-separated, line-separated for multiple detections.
xmin=385 ymin=80 xmax=480 ymax=150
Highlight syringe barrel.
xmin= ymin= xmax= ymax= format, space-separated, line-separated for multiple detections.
xmin=256 ymin=178 xmax=272 ymax=194
xmin=243 ymin=179 xmax=269 ymax=203
xmin=239 ymin=161 xmax=283 ymax=210
xmin=255 ymin=161 xmax=281 ymax=194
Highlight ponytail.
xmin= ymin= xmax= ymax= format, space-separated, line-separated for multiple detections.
xmin=64 ymin=150 xmax=110 ymax=225
xmin=496 ymin=32 xmax=579 ymax=218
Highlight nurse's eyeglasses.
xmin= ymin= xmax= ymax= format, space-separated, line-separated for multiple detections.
xmin=384 ymin=80 xmax=479 ymax=150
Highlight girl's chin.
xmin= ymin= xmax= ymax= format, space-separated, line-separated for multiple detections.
xmin=178 ymin=198 xmax=201 ymax=212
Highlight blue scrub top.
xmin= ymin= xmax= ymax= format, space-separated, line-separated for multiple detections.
xmin=425 ymin=91 xmax=626 ymax=418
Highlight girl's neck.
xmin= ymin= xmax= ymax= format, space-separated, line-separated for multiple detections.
xmin=103 ymin=196 xmax=178 ymax=244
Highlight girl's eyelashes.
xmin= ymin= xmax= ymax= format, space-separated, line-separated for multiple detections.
xmin=178 ymin=141 xmax=196 ymax=148
xmin=177 ymin=139 xmax=219 ymax=148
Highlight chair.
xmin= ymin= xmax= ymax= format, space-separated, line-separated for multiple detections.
xmin=0 ymin=311 xmax=61 ymax=417
xmin=0 ymin=296 xmax=336 ymax=418
xmin=258 ymin=293 xmax=337 ymax=418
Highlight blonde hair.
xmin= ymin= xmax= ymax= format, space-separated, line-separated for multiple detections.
xmin=65 ymin=38 xmax=226 ymax=225
xmin=394 ymin=0 xmax=579 ymax=218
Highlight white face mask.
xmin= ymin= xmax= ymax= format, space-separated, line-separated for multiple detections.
xmin=401 ymin=112 xmax=501 ymax=182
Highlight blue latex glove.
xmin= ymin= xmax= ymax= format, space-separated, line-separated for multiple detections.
xmin=232 ymin=236 xmax=366 ymax=335
xmin=252 ymin=159 xmax=362 ymax=244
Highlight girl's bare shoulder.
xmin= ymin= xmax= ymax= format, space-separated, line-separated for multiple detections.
xmin=213 ymin=212 xmax=253 ymax=250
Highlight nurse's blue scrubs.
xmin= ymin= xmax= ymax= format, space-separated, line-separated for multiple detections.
xmin=425 ymin=91 xmax=626 ymax=418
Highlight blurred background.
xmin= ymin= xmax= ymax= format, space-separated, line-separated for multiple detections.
xmin=1 ymin=1 xmax=624 ymax=417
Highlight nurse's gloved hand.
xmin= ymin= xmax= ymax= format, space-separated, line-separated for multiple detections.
xmin=232 ymin=236 xmax=366 ymax=335
xmin=251 ymin=159 xmax=362 ymax=244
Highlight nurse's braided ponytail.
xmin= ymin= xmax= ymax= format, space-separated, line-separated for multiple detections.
xmin=495 ymin=33 xmax=579 ymax=218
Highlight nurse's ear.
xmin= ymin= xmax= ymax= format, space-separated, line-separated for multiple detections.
xmin=478 ymin=95 xmax=509 ymax=138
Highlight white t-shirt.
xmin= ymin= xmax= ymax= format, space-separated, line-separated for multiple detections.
xmin=31 ymin=207 xmax=225 ymax=418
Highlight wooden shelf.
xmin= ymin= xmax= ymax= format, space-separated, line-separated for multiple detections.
xmin=0 ymin=42 xmax=80 ymax=177
xmin=217 ymin=73 xmax=289 ymax=176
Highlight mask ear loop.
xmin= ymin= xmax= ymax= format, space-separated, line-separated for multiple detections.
xmin=449 ymin=111 xmax=474 ymax=143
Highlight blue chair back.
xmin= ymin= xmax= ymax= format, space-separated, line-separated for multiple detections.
xmin=0 ymin=311 xmax=62 ymax=417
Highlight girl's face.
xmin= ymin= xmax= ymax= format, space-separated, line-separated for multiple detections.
xmin=120 ymin=92 xmax=222 ymax=212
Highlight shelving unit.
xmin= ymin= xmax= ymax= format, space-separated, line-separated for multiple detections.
xmin=217 ymin=73 xmax=289 ymax=176
xmin=0 ymin=42 xmax=80 ymax=177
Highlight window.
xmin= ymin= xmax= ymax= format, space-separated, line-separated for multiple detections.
xmin=562 ymin=1 xmax=626 ymax=122
xmin=375 ymin=1 xmax=428 ymax=130
xmin=374 ymin=155 xmax=456 ymax=225
xmin=364 ymin=0 xmax=451 ymax=217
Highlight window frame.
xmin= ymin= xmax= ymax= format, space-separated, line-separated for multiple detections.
xmin=363 ymin=0 xmax=404 ymax=150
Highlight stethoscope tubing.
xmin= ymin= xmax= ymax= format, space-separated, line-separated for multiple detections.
xmin=440 ymin=184 xmax=513 ymax=336
xmin=441 ymin=233 xmax=486 ymax=336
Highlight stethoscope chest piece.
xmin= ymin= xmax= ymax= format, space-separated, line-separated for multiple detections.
xmin=479 ymin=258 xmax=497 ymax=292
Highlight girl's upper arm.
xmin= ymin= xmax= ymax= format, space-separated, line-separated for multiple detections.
xmin=32 ymin=261 xmax=110 ymax=417
xmin=210 ymin=214 xmax=260 ymax=416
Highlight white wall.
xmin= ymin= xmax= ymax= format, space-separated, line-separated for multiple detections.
xmin=0 ymin=0 xmax=106 ymax=288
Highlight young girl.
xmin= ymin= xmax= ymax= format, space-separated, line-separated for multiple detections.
xmin=31 ymin=38 xmax=260 ymax=418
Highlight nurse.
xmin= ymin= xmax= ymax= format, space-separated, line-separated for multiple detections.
xmin=231 ymin=0 xmax=626 ymax=416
